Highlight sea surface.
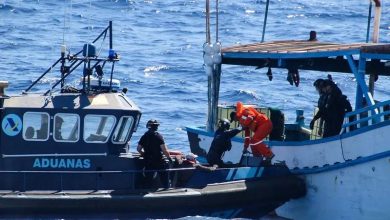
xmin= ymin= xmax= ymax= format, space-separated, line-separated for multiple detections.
xmin=1 ymin=0 xmax=390 ymax=150
xmin=0 ymin=0 xmax=390 ymax=218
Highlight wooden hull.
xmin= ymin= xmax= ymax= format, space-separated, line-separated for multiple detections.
xmin=187 ymin=120 xmax=390 ymax=219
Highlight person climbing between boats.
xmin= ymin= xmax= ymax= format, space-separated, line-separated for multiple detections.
xmin=230 ymin=102 xmax=275 ymax=164
xmin=310 ymin=79 xmax=352 ymax=137
xmin=207 ymin=118 xmax=242 ymax=168
xmin=137 ymin=119 xmax=173 ymax=188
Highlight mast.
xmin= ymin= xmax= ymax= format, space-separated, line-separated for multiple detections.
xmin=25 ymin=21 xmax=118 ymax=95
xmin=368 ymin=0 xmax=381 ymax=96
xmin=205 ymin=0 xmax=222 ymax=132
xmin=261 ymin=0 xmax=270 ymax=42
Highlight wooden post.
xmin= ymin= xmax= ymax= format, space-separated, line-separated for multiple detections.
xmin=369 ymin=0 xmax=381 ymax=96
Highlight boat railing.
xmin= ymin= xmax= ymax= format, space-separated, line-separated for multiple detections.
xmin=341 ymin=100 xmax=390 ymax=133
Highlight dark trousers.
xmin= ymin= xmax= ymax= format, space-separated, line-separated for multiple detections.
xmin=145 ymin=160 xmax=170 ymax=188
xmin=323 ymin=118 xmax=343 ymax=137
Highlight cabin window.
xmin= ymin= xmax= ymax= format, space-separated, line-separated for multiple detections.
xmin=84 ymin=115 xmax=116 ymax=143
xmin=112 ymin=116 xmax=134 ymax=144
xmin=23 ymin=112 xmax=50 ymax=141
xmin=53 ymin=113 xmax=80 ymax=142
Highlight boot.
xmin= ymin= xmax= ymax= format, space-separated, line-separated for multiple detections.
xmin=262 ymin=153 xmax=275 ymax=166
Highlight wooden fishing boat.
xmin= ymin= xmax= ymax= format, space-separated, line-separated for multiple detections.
xmin=187 ymin=1 xmax=390 ymax=219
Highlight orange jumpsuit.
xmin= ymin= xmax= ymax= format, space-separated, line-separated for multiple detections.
xmin=236 ymin=102 xmax=273 ymax=158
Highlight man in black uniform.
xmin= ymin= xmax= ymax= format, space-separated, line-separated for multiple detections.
xmin=137 ymin=119 xmax=172 ymax=188
xmin=207 ymin=118 xmax=242 ymax=168
xmin=311 ymin=79 xmax=352 ymax=137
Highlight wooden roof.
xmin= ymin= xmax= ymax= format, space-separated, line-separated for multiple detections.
xmin=220 ymin=40 xmax=390 ymax=75
xmin=222 ymin=40 xmax=390 ymax=55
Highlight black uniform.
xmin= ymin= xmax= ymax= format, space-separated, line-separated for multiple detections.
xmin=322 ymin=83 xmax=351 ymax=137
xmin=138 ymin=130 xmax=169 ymax=188
xmin=207 ymin=128 xmax=241 ymax=167
xmin=312 ymin=91 xmax=328 ymax=126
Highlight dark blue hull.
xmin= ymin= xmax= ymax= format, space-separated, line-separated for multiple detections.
xmin=0 ymin=172 xmax=305 ymax=219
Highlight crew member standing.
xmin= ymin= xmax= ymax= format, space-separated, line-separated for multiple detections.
xmin=207 ymin=119 xmax=242 ymax=168
xmin=137 ymin=119 xmax=172 ymax=188
xmin=230 ymin=102 xmax=274 ymax=163
xmin=310 ymin=79 xmax=327 ymax=136
xmin=311 ymin=79 xmax=352 ymax=137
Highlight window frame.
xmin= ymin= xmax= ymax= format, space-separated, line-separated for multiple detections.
xmin=83 ymin=114 xmax=116 ymax=144
xmin=53 ymin=113 xmax=80 ymax=143
xmin=22 ymin=112 xmax=50 ymax=142
xmin=112 ymin=116 xmax=134 ymax=144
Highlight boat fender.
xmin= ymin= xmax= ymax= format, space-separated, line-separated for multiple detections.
xmin=204 ymin=53 xmax=214 ymax=66
xmin=205 ymin=66 xmax=213 ymax=76
xmin=212 ymin=42 xmax=222 ymax=64
xmin=266 ymin=67 xmax=273 ymax=81
xmin=203 ymin=43 xmax=213 ymax=55
xmin=213 ymin=42 xmax=222 ymax=53
xmin=212 ymin=52 xmax=222 ymax=64
xmin=293 ymin=70 xmax=300 ymax=87
xmin=286 ymin=69 xmax=294 ymax=85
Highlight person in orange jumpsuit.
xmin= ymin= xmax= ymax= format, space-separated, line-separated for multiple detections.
xmin=230 ymin=102 xmax=274 ymax=161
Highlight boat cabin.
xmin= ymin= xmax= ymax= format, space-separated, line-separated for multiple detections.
xmin=0 ymin=92 xmax=141 ymax=158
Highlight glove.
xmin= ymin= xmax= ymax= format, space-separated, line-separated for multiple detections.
xmin=237 ymin=126 xmax=243 ymax=131
xmin=242 ymin=148 xmax=250 ymax=154
xmin=310 ymin=119 xmax=315 ymax=129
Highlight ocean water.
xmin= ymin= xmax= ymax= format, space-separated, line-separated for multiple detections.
xmin=1 ymin=0 xmax=390 ymax=152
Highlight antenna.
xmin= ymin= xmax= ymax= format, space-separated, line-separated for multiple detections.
xmin=261 ymin=0 xmax=270 ymax=42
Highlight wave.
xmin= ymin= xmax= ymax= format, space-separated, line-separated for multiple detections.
xmin=143 ymin=65 xmax=169 ymax=76
xmin=220 ymin=89 xmax=261 ymax=103
xmin=0 ymin=4 xmax=13 ymax=11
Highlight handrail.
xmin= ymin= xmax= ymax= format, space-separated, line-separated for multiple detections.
xmin=345 ymin=100 xmax=390 ymax=117
xmin=343 ymin=110 xmax=390 ymax=128
xmin=2 ymin=153 xmax=107 ymax=158
xmin=341 ymin=100 xmax=390 ymax=133
xmin=0 ymin=167 xmax=197 ymax=174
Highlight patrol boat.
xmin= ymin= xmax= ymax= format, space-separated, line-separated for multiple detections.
xmin=187 ymin=1 xmax=390 ymax=219
xmin=0 ymin=22 xmax=305 ymax=218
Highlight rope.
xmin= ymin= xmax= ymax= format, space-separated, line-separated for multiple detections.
xmin=96 ymin=31 xmax=107 ymax=57
xmin=68 ymin=0 xmax=73 ymax=53
xmin=366 ymin=1 xmax=372 ymax=43
xmin=206 ymin=0 xmax=211 ymax=43
xmin=62 ymin=2 xmax=66 ymax=45
xmin=216 ymin=0 xmax=219 ymax=42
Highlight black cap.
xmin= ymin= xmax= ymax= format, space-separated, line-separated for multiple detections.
xmin=146 ymin=119 xmax=160 ymax=129
xmin=313 ymin=79 xmax=325 ymax=88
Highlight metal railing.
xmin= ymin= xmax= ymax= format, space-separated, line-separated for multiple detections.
xmin=341 ymin=100 xmax=390 ymax=133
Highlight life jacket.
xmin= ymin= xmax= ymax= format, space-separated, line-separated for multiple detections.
xmin=236 ymin=102 xmax=269 ymax=129
xmin=236 ymin=102 xmax=256 ymax=127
